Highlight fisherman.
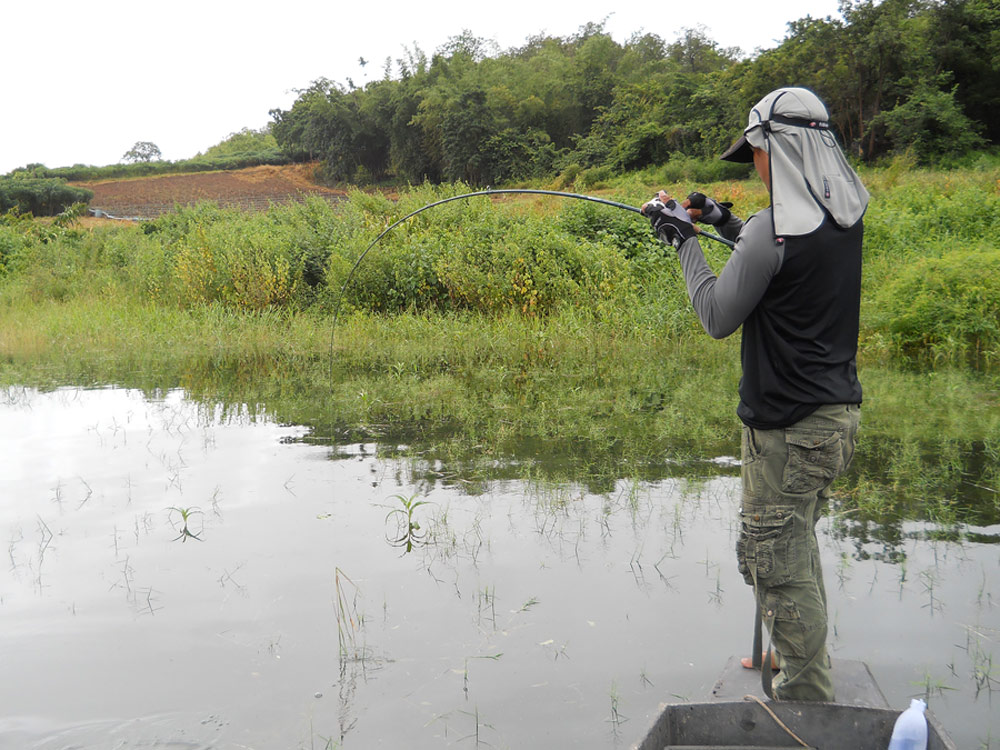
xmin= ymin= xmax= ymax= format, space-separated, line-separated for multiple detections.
xmin=642 ymin=87 xmax=868 ymax=702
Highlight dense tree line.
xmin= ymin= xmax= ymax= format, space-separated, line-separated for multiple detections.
xmin=270 ymin=0 xmax=997 ymax=185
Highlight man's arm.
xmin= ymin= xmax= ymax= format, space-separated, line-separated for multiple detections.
xmin=675 ymin=211 xmax=783 ymax=339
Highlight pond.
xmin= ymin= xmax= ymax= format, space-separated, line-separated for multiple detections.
xmin=1 ymin=386 xmax=997 ymax=749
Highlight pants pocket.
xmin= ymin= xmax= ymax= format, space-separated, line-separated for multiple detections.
xmin=741 ymin=426 xmax=766 ymax=500
xmin=763 ymin=590 xmax=808 ymax=660
xmin=781 ymin=428 xmax=845 ymax=494
xmin=736 ymin=504 xmax=797 ymax=586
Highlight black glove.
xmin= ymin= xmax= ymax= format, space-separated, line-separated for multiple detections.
xmin=686 ymin=192 xmax=733 ymax=226
xmin=643 ymin=197 xmax=696 ymax=247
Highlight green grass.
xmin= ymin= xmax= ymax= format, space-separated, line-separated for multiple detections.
xmin=1 ymin=164 xmax=999 ymax=529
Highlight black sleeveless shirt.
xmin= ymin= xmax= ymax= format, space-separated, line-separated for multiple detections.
xmin=736 ymin=217 xmax=864 ymax=429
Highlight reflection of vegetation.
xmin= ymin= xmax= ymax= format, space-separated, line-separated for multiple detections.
xmin=608 ymin=679 xmax=627 ymax=732
xmin=967 ymin=628 xmax=999 ymax=698
xmin=334 ymin=567 xmax=368 ymax=665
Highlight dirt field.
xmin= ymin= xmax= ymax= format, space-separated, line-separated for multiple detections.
xmin=73 ymin=163 xmax=348 ymax=218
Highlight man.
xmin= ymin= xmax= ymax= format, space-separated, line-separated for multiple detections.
xmin=642 ymin=87 xmax=868 ymax=702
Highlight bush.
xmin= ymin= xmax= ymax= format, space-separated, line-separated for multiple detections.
xmin=0 ymin=178 xmax=93 ymax=216
xmin=323 ymin=186 xmax=636 ymax=316
xmin=169 ymin=213 xmax=305 ymax=310
xmin=653 ymin=154 xmax=754 ymax=184
xmin=873 ymin=85 xmax=985 ymax=163
xmin=201 ymin=128 xmax=279 ymax=159
xmin=0 ymin=223 xmax=32 ymax=276
xmin=551 ymin=164 xmax=582 ymax=190
xmin=555 ymin=198 xmax=659 ymax=259
xmin=578 ymin=166 xmax=613 ymax=189
xmin=874 ymin=246 xmax=1000 ymax=367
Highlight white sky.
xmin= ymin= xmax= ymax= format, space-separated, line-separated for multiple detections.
xmin=0 ymin=0 xmax=844 ymax=175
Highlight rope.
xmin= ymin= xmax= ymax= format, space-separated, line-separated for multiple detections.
xmin=741 ymin=694 xmax=812 ymax=748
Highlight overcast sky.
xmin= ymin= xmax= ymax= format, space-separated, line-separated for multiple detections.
xmin=0 ymin=0 xmax=845 ymax=175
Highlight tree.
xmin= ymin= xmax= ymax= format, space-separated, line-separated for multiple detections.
xmin=202 ymin=127 xmax=278 ymax=158
xmin=122 ymin=141 xmax=162 ymax=163
xmin=872 ymin=83 xmax=984 ymax=159
xmin=837 ymin=0 xmax=933 ymax=159
xmin=265 ymin=7 xmax=996 ymax=180
xmin=927 ymin=0 xmax=1000 ymax=144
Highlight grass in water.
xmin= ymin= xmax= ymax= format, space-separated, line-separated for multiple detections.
xmin=1 ymin=167 xmax=999 ymax=530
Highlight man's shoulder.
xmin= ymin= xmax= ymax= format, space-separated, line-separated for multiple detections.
xmin=741 ymin=207 xmax=772 ymax=234
xmin=737 ymin=208 xmax=777 ymax=251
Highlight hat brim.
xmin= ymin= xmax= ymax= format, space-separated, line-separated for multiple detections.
xmin=720 ymin=134 xmax=754 ymax=163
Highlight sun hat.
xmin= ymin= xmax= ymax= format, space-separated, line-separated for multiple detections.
xmin=721 ymin=87 xmax=869 ymax=235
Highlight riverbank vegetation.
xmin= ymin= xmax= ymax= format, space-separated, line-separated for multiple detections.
xmin=2 ymin=161 xmax=999 ymax=538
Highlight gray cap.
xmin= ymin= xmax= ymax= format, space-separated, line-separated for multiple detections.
xmin=720 ymin=88 xmax=831 ymax=162
xmin=720 ymin=87 xmax=869 ymax=236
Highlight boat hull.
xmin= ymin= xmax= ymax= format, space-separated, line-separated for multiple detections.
xmin=632 ymin=659 xmax=957 ymax=750
xmin=633 ymin=699 xmax=957 ymax=750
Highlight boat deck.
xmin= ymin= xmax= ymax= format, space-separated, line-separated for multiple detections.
xmin=709 ymin=657 xmax=889 ymax=707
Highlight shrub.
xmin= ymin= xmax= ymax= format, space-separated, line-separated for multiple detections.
xmin=0 ymin=178 xmax=93 ymax=216
xmin=324 ymin=186 xmax=635 ymax=316
xmin=874 ymin=246 xmax=1000 ymax=367
xmin=170 ymin=216 xmax=304 ymax=310
xmin=653 ymin=154 xmax=753 ymax=184
xmin=555 ymin=198 xmax=659 ymax=259
xmin=578 ymin=166 xmax=613 ymax=189
xmin=872 ymin=85 xmax=985 ymax=162
xmin=0 ymin=223 xmax=31 ymax=276
xmin=552 ymin=164 xmax=582 ymax=190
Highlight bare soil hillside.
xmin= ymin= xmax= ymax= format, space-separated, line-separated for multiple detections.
xmin=73 ymin=163 xmax=347 ymax=218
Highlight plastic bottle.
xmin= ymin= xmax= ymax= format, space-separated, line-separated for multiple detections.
xmin=887 ymin=698 xmax=928 ymax=750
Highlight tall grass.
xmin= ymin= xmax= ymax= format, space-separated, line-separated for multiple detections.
xmin=4 ymin=168 xmax=997 ymax=366
xmin=1 ymin=166 xmax=999 ymax=524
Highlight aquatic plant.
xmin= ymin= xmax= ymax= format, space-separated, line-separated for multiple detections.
xmin=166 ymin=506 xmax=203 ymax=542
xmin=383 ymin=493 xmax=431 ymax=553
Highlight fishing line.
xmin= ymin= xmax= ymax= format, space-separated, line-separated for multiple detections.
xmin=327 ymin=188 xmax=735 ymax=383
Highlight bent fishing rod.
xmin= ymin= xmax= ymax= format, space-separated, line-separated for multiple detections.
xmin=327 ymin=188 xmax=736 ymax=381
xmin=331 ymin=188 xmax=734 ymax=327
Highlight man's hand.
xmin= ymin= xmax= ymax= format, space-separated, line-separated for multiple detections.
xmin=641 ymin=191 xmax=697 ymax=247
xmin=685 ymin=192 xmax=733 ymax=226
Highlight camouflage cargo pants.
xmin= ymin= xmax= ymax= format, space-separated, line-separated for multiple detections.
xmin=736 ymin=403 xmax=860 ymax=702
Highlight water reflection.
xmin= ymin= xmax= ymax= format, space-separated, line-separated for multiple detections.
xmin=0 ymin=386 xmax=997 ymax=750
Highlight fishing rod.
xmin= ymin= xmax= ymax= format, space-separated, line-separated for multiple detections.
xmin=330 ymin=188 xmax=734 ymax=328
xmin=327 ymin=188 xmax=736 ymax=382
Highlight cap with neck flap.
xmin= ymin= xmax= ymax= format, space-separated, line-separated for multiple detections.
xmin=720 ymin=87 xmax=869 ymax=236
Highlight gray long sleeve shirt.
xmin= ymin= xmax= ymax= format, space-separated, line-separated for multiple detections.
xmin=676 ymin=209 xmax=782 ymax=340
xmin=675 ymin=207 xmax=864 ymax=429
